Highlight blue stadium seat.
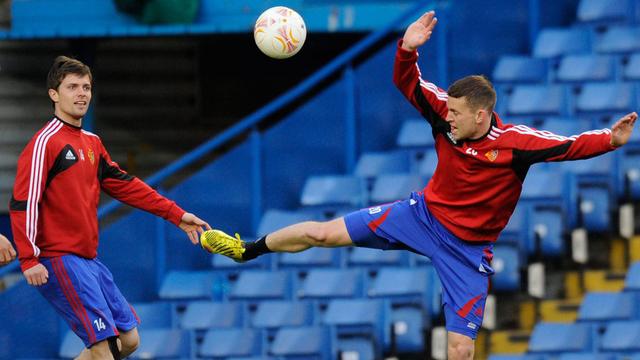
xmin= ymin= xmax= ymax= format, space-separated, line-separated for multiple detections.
xmin=558 ymin=354 xmax=616 ymax=360
xmin=250 ymin=300 xmax=314 ymax=333
xmin=507 ymin=85 xmax=566 ymax=116
xmin=595 ymin=26 xmax=640 ymax=53
xmin=600 ymin=320 xmax=640 ymax=352
xmin=577 ymin=292 xmax=637 ymax=322
xmin=257 ymin=209 xmax=320 ymax=236
xmin=179 ymin=301 xmax=243 ymax=330
xmin=416 ymin=148 xmax=438 ymax=176
xmin=386 ymin=305 xmax=426 ymax=353
xmin=319 ymin=299 xmax=388 ymax=358
xmin=522 ymin=166 xmax=575 ymax=226
xmin=59 ymin=331 xmax=84 ymax=359
xmin=129 ymin=329 xmax=191 ymax=359
xmin=492 ymin=244 xmax=521 ymax=292
xmin=575 ymin=82 xmax=635 ymax=114
xmin=488 ymin=355 xmax=544 ymax=360
xmin=297 ymin=268 xmax=365 ymax=301
xmin=577 ymin=187 xmax=611 ymax=232
xmin=493 ymin=55 xmax=548 ymax=83
xmin=369 ymin=174 xmax=426 ymax=204
xmin=537 ymin=117 xmax=592 ymax=136
xmin=556 ymin=54 xmax=615 ymax=82
xmin=229 ymin=270 xmax=292 ymax=304
xmin=347 ymin=247 xmax=411 ymax=268
xmin=618 ymin=149 xmax=640 ymax=200
xmin=499 ymin=203 xmax=528 ymax=251
xmin=367 ymin=267 xmax=434 ymax=311
xmin=533 ymin=28 xmax=591 ymax=58
xmin=158 ymin=271 xmax=217 ymax=301
xmin=132 ymin=302 xmax=174 ymax=329
xmin=278 ymin=247 xmax=342 ymax=270
xmin=577 ymin=0 xmax=632 ymax=23
xmin=300 ymin=175 xmax=364 ymax=207
xmin=337 ymin=337 xmax=375 ymax=360
xmin=528 ymin=322 xmax=593 ymax=353
xmin=529 ymin=208 xmax=565 ymax=256
xmin=269 ymin=326 xmax=334 ymax=360
xmin=557 ymin=150 xmax=615 ymax=232
xmin=625 ymin=261 xmax=640 ymax=290
xmin=199 ymin=328 xmax=262 ymax=358
xmin=624 ymin=53 xmax=640 ymax=80
xmin=396 ymin=119 xmax=434 ymax=148
xmin=354 ymin=151 xmax=411 ymax=178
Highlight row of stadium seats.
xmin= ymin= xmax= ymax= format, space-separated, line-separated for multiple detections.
xmin=532 ymin=26 xmax=640 ymax=59
xmin=493 ymin=53 xmax=640 ymax=84
xmin=488 ymin=261 xmax=640 ymax=359
xmin=60 ymin=297 xmax=426 ymax=359
xmin=495 ymin=82 xmax=639 ymax=117
xmin=576 ymin=0 xmax=640 ymax=25
xmin=158 ymin=267 xmax=441 ymax=316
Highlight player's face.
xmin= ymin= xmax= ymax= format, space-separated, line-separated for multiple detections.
xmin=446 ymin=96 xmax=479 ymax=140
xmin=49 ymin=73 xmax=92 ymax=123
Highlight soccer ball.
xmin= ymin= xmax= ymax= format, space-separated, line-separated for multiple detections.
xmin=254 ymin=6 xmax=306 ymax=59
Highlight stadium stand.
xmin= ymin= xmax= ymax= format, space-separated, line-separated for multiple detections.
xmin=2 ymin=0 xmax=640 ymax=359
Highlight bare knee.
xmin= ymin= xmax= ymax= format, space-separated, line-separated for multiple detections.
xmin=305 ymin=220 xmax=350 ymax=248
xmin=119 ymin=328 xmax=140 ymax=357
xmin=448 ymin=333 xmax=474 ymax=360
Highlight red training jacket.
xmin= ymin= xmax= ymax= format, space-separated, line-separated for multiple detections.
xmin=393 ymin=41 xmax=617 ymax=242
xmin=10 ymin=117 xmax=185 ymax=272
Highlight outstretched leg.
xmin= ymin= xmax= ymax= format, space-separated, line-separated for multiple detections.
xmin=201 ymin=217 xmax=353 ymax=261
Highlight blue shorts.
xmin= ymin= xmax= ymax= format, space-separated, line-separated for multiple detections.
xmin=38 ymin=255 xmax=140 ymax=347
xmin=344 ymin=192 xmax=494 ymax=339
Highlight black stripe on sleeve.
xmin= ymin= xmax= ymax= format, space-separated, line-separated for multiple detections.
xmin=513 ymin=142 xmax=572 ymax=165
xmin=10 ymin=195 xmax=27 ymax=211
xmin=98 ymin=156 xmax=134 ymax=182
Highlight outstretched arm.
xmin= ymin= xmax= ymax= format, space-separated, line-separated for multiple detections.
xmin=394 ymin=10 xmax=449 ymax=131
xmin=610 ymin=112 xmax=637 ymax=147
xmin=401 ymin=10 xmax=438 ymax=52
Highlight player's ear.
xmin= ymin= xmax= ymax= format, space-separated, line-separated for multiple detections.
xmin=48 ymin=89 xmax=59 ymax=103
xmin=476 ymin=109 xmax=485 ymax=124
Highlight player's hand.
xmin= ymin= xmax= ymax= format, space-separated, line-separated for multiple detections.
xmin=24 ymin=264 xmax=49 ymax=286
xmin=402 ymin=10 xmax=438 ymax=52
xmin=179 ymin=212 xmax=212 ymax=244
xmin=0 ymin=234 xmax=16 ymax=266
xmin=611 ymin=112 xmax=637 ymax=147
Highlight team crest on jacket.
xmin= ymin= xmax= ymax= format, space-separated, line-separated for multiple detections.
xmin=485 ymin=149 xmax=499 ymax=162
xmin=88 ymin=148 xmax=95 ymax=165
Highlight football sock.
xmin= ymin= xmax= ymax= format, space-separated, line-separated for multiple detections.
xmin=242 ymin=235 xmax=272 ymax=261
xmin=107 ymin=337 xmax=121 ymax=360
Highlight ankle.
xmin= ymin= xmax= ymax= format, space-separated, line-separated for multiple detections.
xmin=242 ymin=235 xmax=272 ymax=261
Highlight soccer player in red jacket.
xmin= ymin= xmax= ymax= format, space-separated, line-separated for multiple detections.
xmin=201 ymin=11 xmax=637 ymax=360
xmin=10 ymin=56 xmax=211 ymax=359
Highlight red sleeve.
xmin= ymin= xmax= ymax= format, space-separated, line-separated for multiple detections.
xmin=10 ymin=130 xmax=56 ymax=272
xmin=393 ymin=39 xmax=449 ymax=125
xmin=503 ymin=124 xmax=617 ymax=164
xmin=97 ymin=142 xmax=185 ymax=226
